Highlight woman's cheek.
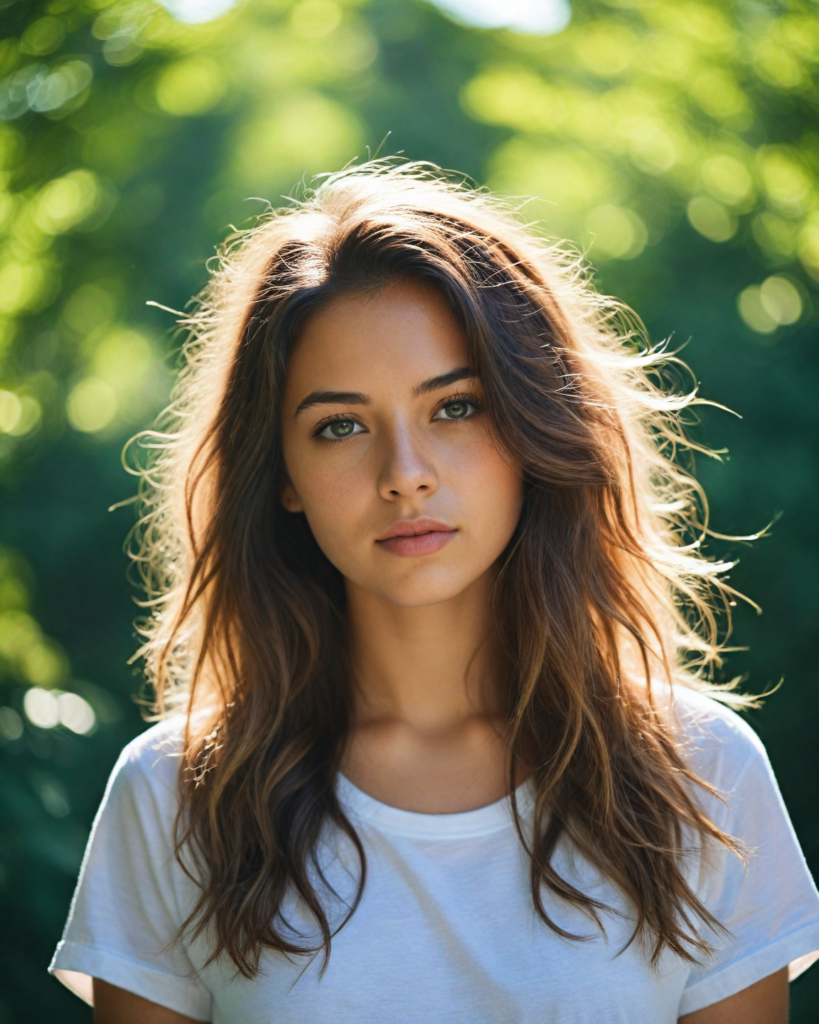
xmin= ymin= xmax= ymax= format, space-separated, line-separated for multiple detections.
xmin=454 ymin=436 xmax=523 ymax=535
xmin=298 ymin=460 xmax=372 ymax=557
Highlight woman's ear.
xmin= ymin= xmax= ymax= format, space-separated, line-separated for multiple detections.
xmin=279 ymin=475 xmax=304 ymax=513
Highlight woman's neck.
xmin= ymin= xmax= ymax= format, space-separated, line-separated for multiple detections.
xmin=341 ymin=569 xmax=513 ymax=813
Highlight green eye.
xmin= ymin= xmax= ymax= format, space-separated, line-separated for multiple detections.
xmin=318 ymin=418 xmax=361 ymax=440
xmin=434 ymin=398 xmax=479 ymax=422
xmin=444 ymin=401 xmax=470 ymax=419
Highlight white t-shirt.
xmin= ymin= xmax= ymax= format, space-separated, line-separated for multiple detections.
xmin=50 ymin=685 xmax=819 ymax=1023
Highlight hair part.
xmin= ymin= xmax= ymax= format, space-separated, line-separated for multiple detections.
xmin=128 ymin=159 xmax=760 ymax=977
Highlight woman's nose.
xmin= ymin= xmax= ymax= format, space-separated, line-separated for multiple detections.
xmin=376 ymin=422 xmax=439 ymax=501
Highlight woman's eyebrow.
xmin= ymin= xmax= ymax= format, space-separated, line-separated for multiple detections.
xmin=293 ymin=366 xmax=479 ymax=418
xmin=294 ymin=390 xmax=370 ymax=417
xmin=411 ymin=366 xmax=478 ymax=397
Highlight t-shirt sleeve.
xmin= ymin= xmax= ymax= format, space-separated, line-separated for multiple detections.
xmin=48 ymin=722 xmax=212 ymax=1022
xmin=677 ymin=699 xmax=819 ymax=1016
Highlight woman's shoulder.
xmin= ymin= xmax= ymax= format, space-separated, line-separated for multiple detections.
xmin=655 ymin=682 xmax=770 ymax=790
xmin=104 ymin=714 xmax=188 ymax=815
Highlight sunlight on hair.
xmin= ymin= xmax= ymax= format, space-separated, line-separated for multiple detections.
xmin=428 ymin=0 xmax=571 ymax=35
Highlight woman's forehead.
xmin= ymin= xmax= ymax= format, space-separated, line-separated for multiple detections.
xmin=284 ymin=281 xmax=470 ymax=404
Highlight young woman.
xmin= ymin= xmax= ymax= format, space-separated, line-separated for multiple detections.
xmin=50 ymin=161 xmax=819 ymax=1023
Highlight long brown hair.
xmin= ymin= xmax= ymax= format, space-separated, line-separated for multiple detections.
xmin=130 ymin=160 xmax=757 ymax=976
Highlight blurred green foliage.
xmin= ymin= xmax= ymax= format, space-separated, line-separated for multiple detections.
xmin=0 ymin=0 xmax=817 ymax=1020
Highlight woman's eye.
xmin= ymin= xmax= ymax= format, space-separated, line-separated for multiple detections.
xmin=317 ymin=418 xmax=363 ymax=440
xmin=434 ymin=399 xmax=478 ymax=421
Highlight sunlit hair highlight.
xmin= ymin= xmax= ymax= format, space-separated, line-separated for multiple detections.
xmin=128 ymin=159 xmax=761 ymax=977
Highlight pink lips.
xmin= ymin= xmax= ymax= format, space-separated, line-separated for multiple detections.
xmin=375 ymin=517 xmax=457 ymax=557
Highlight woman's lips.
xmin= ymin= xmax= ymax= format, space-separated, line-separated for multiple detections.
xmin=375 ymin=518 xmax=457 ymax=558
xmin=377 ymin=530 xmax=456 ymax=557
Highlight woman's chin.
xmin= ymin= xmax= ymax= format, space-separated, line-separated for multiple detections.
xmin=346 ymin=570 xmax=486 ymax=610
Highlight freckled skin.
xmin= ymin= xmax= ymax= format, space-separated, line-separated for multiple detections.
xmin=279 ymin=280 xmax=525 ymax=609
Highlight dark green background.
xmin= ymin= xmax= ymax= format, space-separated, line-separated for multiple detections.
xmin=0 ymin=0 xmax=817 ymax=1020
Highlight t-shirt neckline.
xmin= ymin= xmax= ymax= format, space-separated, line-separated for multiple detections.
xmin=336 ymin=773 xmax=536 ymax=838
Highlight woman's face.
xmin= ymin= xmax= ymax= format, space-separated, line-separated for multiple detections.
xmin=280 ymin=279 xmax=524 ymax=607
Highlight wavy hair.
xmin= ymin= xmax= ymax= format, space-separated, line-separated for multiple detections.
xmin=129 ymin=160 xmax=758 ymax=977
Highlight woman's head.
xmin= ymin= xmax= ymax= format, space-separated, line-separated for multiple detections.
xmin=147 ymin=161 xmax=725 ymax=710
xmin=132 ymin=160 xmax=750 ymax=975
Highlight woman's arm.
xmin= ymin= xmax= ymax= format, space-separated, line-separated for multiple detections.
xmin=93 ymin=979 xmax=202 ymax=1024
xmin=678 ymin=967 xmax=789 ymax=1024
